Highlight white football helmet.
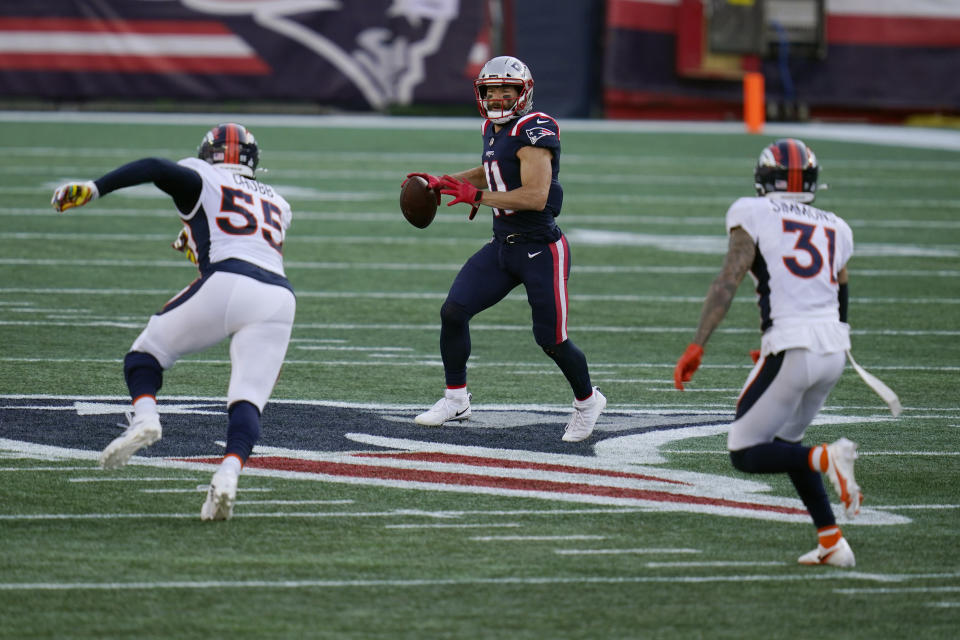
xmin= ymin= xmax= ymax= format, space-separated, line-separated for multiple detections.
xmin=474 ymin=56 xmax=534 ymax=124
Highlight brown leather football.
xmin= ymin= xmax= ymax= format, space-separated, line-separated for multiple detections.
xmin=400 ymin=176 xmax=438 ymax=229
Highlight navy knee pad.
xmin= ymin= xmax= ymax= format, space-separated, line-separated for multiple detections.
xmin=123 ymin=351 xmax=164 ymax=399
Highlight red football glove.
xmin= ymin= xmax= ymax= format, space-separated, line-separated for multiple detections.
xmin=439 ymin=175 xmax=483 ymax=206
xmin=674 ymin=343 xmax=704 ymax=391
xmin=749 ymin=349 xmax=761 ymax=364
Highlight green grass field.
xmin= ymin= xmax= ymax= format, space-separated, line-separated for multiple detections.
xmin=1 ymin=114 xmax=958 ymax=639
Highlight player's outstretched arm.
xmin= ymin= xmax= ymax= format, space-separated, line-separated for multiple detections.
xmin=674 ymin=227 xmax=755 ymax=390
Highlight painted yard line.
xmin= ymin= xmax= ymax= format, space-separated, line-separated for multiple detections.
xmin=926 ymin=602 xmax=960 ymax=608
xmin=646 ymin=561 xmax=786 ymax=567
xmin=2 ymin=356 xmax=958 ymax=375
xmin=666 ymin=450 xmax=960 ymax=457
xmin=3 ymin=571 xmax=960 ymax=592
xmin=3 ymin=320 xmax=959 ymax=338
xmin=0 ymin=466 xmax=98 ymax=471
xmin=68 ymin=476 xmax=203 ymax=483
xmin=384 ymin=523 xmax=522 ymax=529
xmin=834 ymin=586 xmax=960 ymax=595
xmin=869 ymin=505 xmax=960 ymax=510
xmin=0 ymin=508 xmax=653 ymax=522
xmin=7 ymin=207 xmax=960 ymax=233
xmin=554 ymin=548 xmax=700 ymax=556
xmin=236 ymin=499 xmax=354 ymax=505
xmin=471 ymin=535 xmax=606 ymax=542
xmin=6 ymin=289 xmax=960 ymax=309
xmin=141 ymin=487 xmax=274 ymax=494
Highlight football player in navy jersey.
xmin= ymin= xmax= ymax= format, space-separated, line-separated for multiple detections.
xmin=50 ymin=124 xmax=296 ymax=521
xmin=406 ymin=56 xmax=605 ymax=442
xmin=674 ymin=139 xmax=861 ymax=567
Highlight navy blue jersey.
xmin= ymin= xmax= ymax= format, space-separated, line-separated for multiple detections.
xmin=480 ymin=111 xmax=563 ymax=235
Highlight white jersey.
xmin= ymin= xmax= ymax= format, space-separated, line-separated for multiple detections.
xmin=725 ymin=196 xmax=854 ymax=355
xmin=177 ymin=157 xmax=292 ymax=277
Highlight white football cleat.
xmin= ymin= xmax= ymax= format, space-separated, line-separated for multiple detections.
xmin=798 ymin=537 xmax=856 ymax=568
xmin=415 ymin=392 xmax=472 ymax=426
xmin=99 ymin=413 xmax=162 ymax=470
xmin=201 ymin=468 xmax=239 ymax=521
xmin=562 ymin=387 xmax=606 ymax=442
xmin=825 ymin=437 xmax=862 ymax=518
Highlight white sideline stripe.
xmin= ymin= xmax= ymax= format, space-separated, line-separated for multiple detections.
xmin=649 ymin=561 xmax=787 ymax=568
xmin=69 ymin=476 xmax=203 ymax=483
xmin=4 ymin=112 xmax=960 ymax=152
xmin=2 ymin=572 xmax=960 ymax=592
xmin=471 ymin=535 xmax=606 ymax=542
xmin=384 ymin=523 xmax=522 ymax=529
xmin=834 ymin=586 xmax=960 ymax=595
xmin=555 ymin=548 xmax=700 ymax=556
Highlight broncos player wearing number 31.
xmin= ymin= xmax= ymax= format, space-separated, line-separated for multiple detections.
xmin=405 ymin=56 xmax=605 ymax=442
xmin=674 ymin=139 xmax=861 ymax=567
xmin=50 ymin=123 xmax=295 ymax=521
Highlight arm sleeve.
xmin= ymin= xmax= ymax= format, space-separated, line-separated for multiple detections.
xmin=94 ymin=158 xmax=203 ymax=214
xmin=838 ymin=283 xmax=849 ymax=323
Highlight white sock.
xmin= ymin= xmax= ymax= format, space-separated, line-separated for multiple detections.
xmin=132 ymin=396 xmax=158 ymax=418
xmin=221 ymin=454 xmax=243 ymax=475
xmin=445 ymin=387 xmax=469 ymax=401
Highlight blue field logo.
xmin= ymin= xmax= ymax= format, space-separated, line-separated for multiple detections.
xmin=0 ymin=395 xmax=908 ymax=526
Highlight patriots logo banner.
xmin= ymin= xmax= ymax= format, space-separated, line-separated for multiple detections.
xmin=0 ymin=0 xmax=485 ymax=108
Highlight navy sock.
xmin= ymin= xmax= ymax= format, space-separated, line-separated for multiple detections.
xmin=225 ymin=401 xmax=261 ymax=462
xmin=788 ymin=469 xmax=836 ymax=528
xmin=123 ymin=351 xmax=163 ymax=400
xmin=542 ymin=340 xmax=592 ymax=400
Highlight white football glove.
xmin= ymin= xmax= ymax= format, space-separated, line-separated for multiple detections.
xmin=172 ymin=227 xmax=198 ymax=265
xmin=51 ymin=181 xmax=99 ymax=212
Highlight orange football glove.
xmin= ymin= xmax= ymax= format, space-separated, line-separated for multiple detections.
xmin=674 ymin=343 xmax=704 ymax=391
xmin=51 ymin=181 xmax=98 ymax=212
xmin=750 ymin=349 xmax=761 ymax=364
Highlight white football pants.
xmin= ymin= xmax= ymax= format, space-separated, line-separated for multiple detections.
xmin=727 ymin=348 xmax=845 ymax=451
xmin=130 ymin=271 xmax=295 ymax=412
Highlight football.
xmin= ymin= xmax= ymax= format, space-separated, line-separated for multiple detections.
xmin=400 ymin=176 xmax=438 ymax=229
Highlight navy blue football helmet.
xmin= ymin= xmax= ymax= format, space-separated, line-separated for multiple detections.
xmin=198 ymin=123 xmax=259 ymax=177
xmin=754 ymin=138 xmax=819 ymax=203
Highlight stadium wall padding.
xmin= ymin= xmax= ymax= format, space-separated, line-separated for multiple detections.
xmin=604 ymin=0 xmax=960 ymax=119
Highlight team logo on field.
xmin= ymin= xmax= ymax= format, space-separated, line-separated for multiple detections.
xmin=0 ymin=396 xmax=908 ymax=525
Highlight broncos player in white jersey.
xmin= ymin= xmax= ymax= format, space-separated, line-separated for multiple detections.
xmin=674 ymin=139 xmax=862 ymax=567
xmin=51 ymin=123 xmax=295 ymax=521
